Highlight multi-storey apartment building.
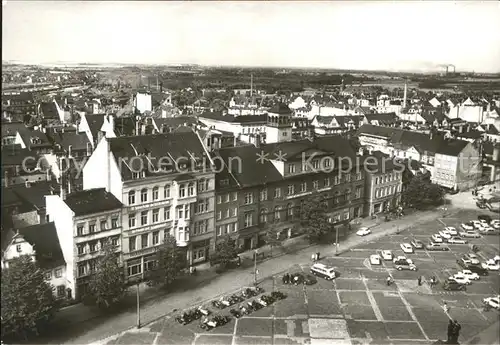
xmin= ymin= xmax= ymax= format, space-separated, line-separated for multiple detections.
xmin=45 ymin=188 xmax=123 ymax=299
xmin=214 ymin=135 xmax=365 ymax=251
xmin=82 ymin=130 xmax=216 ymax=280
xmin=363 ymin=151 xmax=403 ymax=215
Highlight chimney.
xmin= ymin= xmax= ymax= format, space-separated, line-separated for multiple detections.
xmin=3 ymin=171 xmax=8 ymax=187
xmin=403 ymin=82 xmax=407 ymax=109
xmin=493 ymin=145 xmax=500 ymax=162
xmin=160 ymin=82 xmax=163 ymax=93
xmin=429 ymin=131 xmax=433 ymax=140
xmin=68 ymin=145 xmax=72 ymax=157
xmin=46 ymin=168 xmax=51 ymax=181
xmin=60 ymin=180 xmax=66 ymax=200
xmin=136 ymin=118 xmax=140 ymax=136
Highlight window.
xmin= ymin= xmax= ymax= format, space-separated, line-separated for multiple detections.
xmin=129 ymin=236 xmax=136 ymax=251
xmin=355 ymin=186 xmax=362 ymax=199
xmin=231 ymin=207 xmax=237 ymax=217
xmin=141 ymin=188 xmax=148 ymax=203
xmin=194 ymin=220 xmax=208 ymax=235
xmin=77 ymin=225 xmax=84 ymax=236
xmin=260 ymin=189 xmax=267 ymax=201
xmin=300 ymin=182 xmax=306 ymax=193
xmin=128 ymin=190 xmax=136 ymax=205
xmin=244 ymin=213 xmax=253 ymax=227
xmin=356 ymin=172 xmax=362 ymax=180
xmin=141 ymin=234 xmax=148 ymax=248
xmin=100 ymin=220 xmax=107 ymax=231
xmin=274 ymin=206 xmax=282 ymax=221
xmin=127 ymin=258 xmax=142 ymax=276
xmin=334 ymin=176 xmax=340 ymax=185
xmin=111 ymin=217 xmax=118 ymax=228
xmin=188 ymin=183 xmax=195 ymax=196
xmin=128 ymin=213 xmax=136 ymax=228
xmin=217 ymin=211 xmax=222 ymax=220
xmin=141 ymin=211 xmax=148 ymax=226
xmin=217 ymin=195 xmax=222 ymax=204
xmin=164 ymin=207 xmax=170 ymax=220
xmin=287 ymin=184 xmax=294 ymax=195
xmin=375 ymin=177 xmax=379 ymax=184
xmin=232 ymin=192 xmax=237 ymax=201
xmin=345 ymin=174 xmax=351 ymax=182
xmin=198 ymin=179 xmax=209 ymax=192
xmin=345 ymin=189 xmax=351 ymax=200
xmin=177 ymin=206 xmax=184 ymax=219
xmin=78 ymin=264 xmax=86 ymax=277
xmin=244 ymin=193 xmax=253 ymax=204
xmin=344 ymin=211 xmax=350 ymax=220
xmin=89 ymin=241 xmax=97 ymax=253
xmin=77 ymin=245 xmax=85 ymax=255
xmin=179 ymin=184 xmax=186 ymax=198
xmin=152 ymin=231 xmax=159 ymax=245
xmin=45 ymin=272 xmax=51 ymax=280
xmin=260 ymin=208 xmax=268 ymax=223
xmin=312 ymin=160 xmax=319 ymax=169
xmin=217 ymin=226 xmax=222 ymax=236
xmin=225 ymin=209 xmax=230 ymax=218
xmin=324 ymin=178 xmax=331 ymax=187
xmin=313 ymin=180 xmax=319 ymax=190
xmin=152 ymin=209 xmax=159 ymax=223
xmin=220 ymin=179 xmax=229 ymax=186
xmin=287 ymin=203 xmax=294 ymax=216
xmin=164 ymin=184 xmax=171 ymax=198
xmin=232 ymin=222 xmax=238 ymax=232
xmin=288 ymin=164 xmax=296 ymax=173
xmin=197 ymin=198 xmax=209 ymax=214
xmin=16 ymin=244 xmax=22 ymax=253
xmin=274 ymin=188 xmax=281 ymax=198
xmin=152 ymin=186 xmax=159 ymax=200
xmin=324 ymin=159 xmax=332 ymax=168
xmin=224 ymin=194 xmax=230 ymax=202
xmin=89 ymin=223 xmax=96 ymax=233
xmin=111 ymin=237 xmax=119 ymax=246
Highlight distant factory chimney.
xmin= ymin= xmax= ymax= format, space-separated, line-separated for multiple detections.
xmin=250 ymin=73 xmax=253 ymax=97
xmin=403 ymin=82 xmax=408 ymax=109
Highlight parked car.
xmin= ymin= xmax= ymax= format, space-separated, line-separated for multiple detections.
xmin=431 ymin=234 xmax=443 ymax=243
xmin=393 ymin=256 xmax=413 ymax=264
xmin=459 ymin=230 xmax=481 ymax=238
xmin=303 ymin=274 xmax=318 ymax=285
xmin=381 ymin=250 xmax=393 ymax=261
xmin=478 ymin=214 xmax=492 ymax=223
xmin=461 ymin=270 xmax=480 ymax=280
xmin=464 ymin=253 xmax=480 ymax=265
xmin=472 ymin=220 xmax=484 ymax=229
xmin=449 ymin=273 xmax=471 ymax=285
xmin=411 ymin=239 xmax=424 ymax=249
xmin=426 ymin=242 xmax=450 ymax=251
xmin=492 ymin=222 xmax=500 ymax=230
xmin=483 ymin=296 xmax=500 ymax=310
xmin=461 ymin=222 xmax=474 ymax=231
xmin=356 ymin=227 xmax=371 ymax=236
xmin=482 ymin=260 xmax=500 ymax=271
xmin=400 ymin=243 xmax=414 ymax=254
xmin=443 ymin=280 xmax=467 ymax=291
xmin=467 ymin=264 xmax=489 ymax=276
xmin=438 ymin=231 xmax=452 ymax=239
xmin=444 ymin=227 xmax=458 ymax=235
xmin=370 ymin=254 xmax=382 ymax=265
xmin=493 ymin=255 xmax=500 ymax=264
xmin=393 ymin=257 xmax=417 ymax=271
xmin=476 ymin=200 xmax=487 ymax=209
xmin=448 ymin=237 xmax=467 ymax=244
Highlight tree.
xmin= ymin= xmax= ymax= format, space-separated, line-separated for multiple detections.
xmin=147 ymin=233 xmax=185 ymax=288
xmin=300 ymin=192 xmax=334 ymax=243
xmin=210 ymin=235 xmax=238 ymax=268
xmin=262 ymin=225 xmax=284 ymax=257
xmin=1 ymin=255 xmax=58 ymax=340
xmin=86 ymin=243 xmax=126 ymax=309
xmin=402 ymin=174 xmax=445 ymax=210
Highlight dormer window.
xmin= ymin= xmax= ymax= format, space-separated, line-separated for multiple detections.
xmin=220 ymin=179 xmax=229 ymax=186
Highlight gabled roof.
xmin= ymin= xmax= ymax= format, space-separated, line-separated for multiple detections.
xmin=268 ymin=103 xmax=292 ymax=115
xmin=335 ymin=115 xmax=364 ymax=128
xmin=1 ymin=229 xmax=16 ymax=254
xmin=114 ymin=116 xmax=136 ymax=136
xmin=361 ymin=151 xmax=398 ymax=173
xmin=51 ymin=131 xmax=90 ymax=151
xmin=40 ymin=101 xmax=59 ymax=120
xmin=84 ymin=114 xmax=106 ymax=140
xmin=199 ymin=112 xmax=267 ymax=123
xmin=435 ymin=139 xmax=469 ymax=156
xmin=313 ymin=116 xmax=335 ymax=126
xmin=1 ymin=187 xmax=23 ymax=208
xmin=364 ymin=112 xmax=399 ymax=125
xmin=5 ymin=93 xmax=34 ymax=103
xmin=456 ymin=131 xmax=483 ymax=140
xmin=108 ymin=131 xmax=208 ymax=180
xmin=8 ymin=180 xmax=59 ymax=210
xmin=1 ymin=145 xmax=39 ymax=167
xmin=64 ymin=188 xmax=122 ymax=216
xmin=152 ymin=116 xmax=199 ymax=131
xmin=18 ymin=222 xmax=65 ymax=269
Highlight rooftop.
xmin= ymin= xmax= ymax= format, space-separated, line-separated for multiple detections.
xmin=64 ymin=188 xmax=122 ymax=216
xmin=19 ymin=222 xmax=65 ymax=269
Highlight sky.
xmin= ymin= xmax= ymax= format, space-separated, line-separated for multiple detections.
xmin=3 ymin=1 xmax=500 ymax=73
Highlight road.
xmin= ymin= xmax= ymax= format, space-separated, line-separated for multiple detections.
xmin=90 ymin=208 xmax=499 ymax=345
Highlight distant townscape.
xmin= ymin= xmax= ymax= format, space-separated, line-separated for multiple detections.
xmin=2 ymin=64 xmax=499 ymax=345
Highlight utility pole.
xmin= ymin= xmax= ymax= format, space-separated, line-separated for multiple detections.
xmin=335 ymin=228 xmax=339 ymax=256
xmin=136 ymin=282 xmax=141 ymax=329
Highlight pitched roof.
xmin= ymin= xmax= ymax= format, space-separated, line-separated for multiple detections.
xmin=268 ymin=103 xmax=292 ymax=115
xmin=1 ymin=187 xmax=23 ymax=207
xmin=1 ymin=122 xmax=26 ymax=138
xmin=108 ymin=131 xmax=208 ymax=180
xmin=361 ymin=151 xmax=398 ymax=173
xmin=364 ymin=112 xmax=399 ymax=125
xmin=1 ymin=145 xmax=39 ymax=167
xmin=16 ymin=129 xmax=52 ymax=149
xmin=64 ymin=188 xmax=122 ymax=216
xmin=114 ymin=116 xmax=136 ymax=136
xmin=40 ymin=101 xmax=59 ymax=120
xmin=85 ymin=114 xmax=106 ymax=140
xmin=1 ymin=229 xmax=16 ymax=255
xmin=51 ymin=131 xmax=90 ymax=151
xmin=335 ymin=115 xmax=364 ymax=128
xmin=152 ymin=116 xmax=199 ymax=132
xmin=435 ymin=139 xmax=469 ymax=156
xmin=8 ymin=180 xmax=59 ymax=210
xmin=18 ymin=222 xmax=65 ymax=269
xmin=199 ymin=112 xmax=267 ymax=123
xmin=456 ymin=131 xmax=483 ymax=139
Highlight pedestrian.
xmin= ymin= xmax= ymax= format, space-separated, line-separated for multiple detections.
xmin=417 ymin=276 xmax=422 ymax=286
xmin=443 ymin=301 xmax=449 ymax=313
xmin=386 ymin=276 xmax=392 ymax=286
xmin=311 ymin=253 xmax=316 ymax=262
xmin=316 ymin=252 xmax=320 ymax=261
xmin=447 ymin=319 xmax=454 ymax=344
xmin=452 ymin=320 xmax=461 ymax=344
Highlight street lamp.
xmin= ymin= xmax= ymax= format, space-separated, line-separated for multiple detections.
xmin=253 ymin=249 xmax=259 ymax=286
xmin=136 ymin=281 xmax=141 ymax=329
xmin=335 ymin=228 xmax=340 ymax=256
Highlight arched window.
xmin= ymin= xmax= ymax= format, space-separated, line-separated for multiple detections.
xmin=260 ymin=208 xmax=268 ymax=223
xmin=274 ymin=206 xmax=282 ymax=221
xmin=287 ymin=203 xmax=294 ymax=217
xmin=179 ymin=184 xmax=186 ymax=198
xmin=152 ymin=186 xmax=159 ymax=200
xmin=128 ymin=190 xmax=136 ymax=205
xmin=141 ymin=188 xmax=148 ymax=203
xmin=188 ymin=183 xmax=195 ymax=196
xmin=164 ymin=184 xmax=171 ymax=198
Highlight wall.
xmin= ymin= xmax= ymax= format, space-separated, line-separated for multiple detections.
xmin=12 ymin=210 xmax=40 ymax=228
xmin=2 ymin=236 xmax=35 ymax=268
xmin=135 ymin=93 xmax=152 ymax=114
xmin=45 ymin=195 xmax=76 ymax=296
xmin=265 ymin=126 xmax=292 ymax=144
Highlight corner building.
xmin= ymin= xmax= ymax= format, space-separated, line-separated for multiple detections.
xmin=82 ymin=131 xmax=216 ymax=281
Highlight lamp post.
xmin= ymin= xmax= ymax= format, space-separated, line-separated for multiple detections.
xmin=136 ymin=282 xmax=141 ymax=329
xmin=253 ymin=249 xmax=259 ymax=285
xmin=335 ymin=228 xmax=339 ymax=256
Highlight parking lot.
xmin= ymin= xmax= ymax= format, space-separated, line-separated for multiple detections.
xmin=105 ymin=210 xmax=499 ymax=345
